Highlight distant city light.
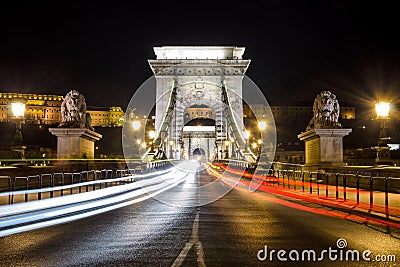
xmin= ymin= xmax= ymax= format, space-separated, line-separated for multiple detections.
xmin=375 ymin=102 xmax=390 ymax=118
xmin=132 ymin=120 xmax=140 ymax=130
xmin=11 ymin=102 xmax=25 ymax=117
xmin=252 ymin=143 xmax=258 ymax=149
xmin=258 ymin=121 xmax=267 ymax=131
xmin=148 ymin=130 xmax=156 ymax=139
xmin=244 ymin=130 xmax=250 ymax=139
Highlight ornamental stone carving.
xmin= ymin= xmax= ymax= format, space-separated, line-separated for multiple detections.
xmin=306 ymin=90 xmax=342 ymax=130
xmin=59 ymin=89 xmax=94 ymax=130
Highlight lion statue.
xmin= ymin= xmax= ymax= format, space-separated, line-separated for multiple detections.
xmin=306 ymin=90 xmax=342 ymax=130
xmin=59 ymin=89 xmax=93 ymax=130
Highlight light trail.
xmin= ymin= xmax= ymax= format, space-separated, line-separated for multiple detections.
xmin=0 ymin=166 xmax=193 ymax=237
xmin=215 ymin=163 xmax=400 ymax=216
xmin=0 ymin=167 xmax=175 ymax=198
xmin=0 ymin=167 xmax=181 ymax=217
xmin=207 ymin=165 xmax=400 ymax=229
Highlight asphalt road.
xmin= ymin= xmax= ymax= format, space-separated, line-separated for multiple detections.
xmin=1 ymin=170 xmax=399 ymax=266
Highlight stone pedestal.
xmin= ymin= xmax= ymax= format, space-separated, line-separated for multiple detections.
xmin=298 ymin=128 xmax=352 ymax=169
xmin=49 ymin=128 xmax=102 ymax=169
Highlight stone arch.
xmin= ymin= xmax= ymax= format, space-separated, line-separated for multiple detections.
xmin=193 ymin=147 xmax=206 ymax=161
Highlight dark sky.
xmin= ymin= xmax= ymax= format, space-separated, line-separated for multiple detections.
xmin=1 ymin=1 xmax=399 ymax=112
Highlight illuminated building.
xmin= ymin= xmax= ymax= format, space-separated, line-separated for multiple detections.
xmin=184 ymin=104 xmax=215 ymax=122
xmin=0 ymin=92 xmax=125 ymax=127
xmin=0 ymin=93 xmax=63 ymax=124
xmin=87 ymin=106 xmax=125 ymax=127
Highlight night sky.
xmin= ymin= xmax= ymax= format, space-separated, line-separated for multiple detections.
xmin=1 ymin=1 xmax=399 ymax=113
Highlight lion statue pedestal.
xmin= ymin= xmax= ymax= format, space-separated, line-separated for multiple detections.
xmin=49 ymin=128 xmax=102 ymax=160
xmin=298 ymin=91 xmax=351 ymax=170
xmin=49 ymin=90 xmax=102 ymax=171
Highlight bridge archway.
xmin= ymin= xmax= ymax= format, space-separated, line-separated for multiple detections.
xmin=144 ymin=46 xmax=261 ymax=163
xmin=182 ymin=117 xmax=216 ymax=161
xmin=192 ymin=148 xmax=206 ymax=161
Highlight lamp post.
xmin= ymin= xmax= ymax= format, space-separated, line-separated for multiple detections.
xmin=132 ymin=120 xmax=140 ymax=157
xmin=11 ymin=101 xmax=26 ymax=160
xmin=257 ymin=121 xmax=267 ymax=161
xmin=132 ymin=120 xmax=140 ymax=131
xmin=224 ymin=140 xmax=230 ymax=159
xmin=243 ymin=130 xmax=250 ymax=153
xmin=375 ymin=102 xmax=391 ymax=165
xmin=258 ymin=121 xmax=267 ymax=131
xmin=148 ymin=130 xmax=156 ymax=153
xmin=169 ymin=140 xmax=174 ymax=159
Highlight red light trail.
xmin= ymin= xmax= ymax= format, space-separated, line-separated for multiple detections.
xmin=207 ymin=163 xmax=400 ymax=229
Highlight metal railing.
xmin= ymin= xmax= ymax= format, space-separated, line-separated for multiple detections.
xmin=272 ymin=170 xmax=400 ymax=206
xmin=0 ymin=169 xmax=136 ymax=205
xmin=217 ymin=160 xmax=400 ymax=218
xmin=0 ymin=159 xmax=177 ymax=205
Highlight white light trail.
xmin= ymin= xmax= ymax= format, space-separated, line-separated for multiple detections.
xmin=0 ymin=166 xmax=193 ymax=237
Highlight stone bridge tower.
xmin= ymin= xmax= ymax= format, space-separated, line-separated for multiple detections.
xmin=148 ymin=46 xmax=252 ymax=161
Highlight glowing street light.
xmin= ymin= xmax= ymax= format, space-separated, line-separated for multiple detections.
xmin=11 ymin=101 xmax=26 ymax=160
xmin=258 ymin=121 xmax=267 ymax=131
xmin=169 ymin=140 xmax=175 ymax=159
xmin=375 ymin=102 xmax=390 ymax=119
xmin=11 ymin=102 xmax=26 ymax=118
xmin=374 ymin=101 xmax=392 ymax=165
xmin=148 ymin=130 xmax=156 ymax=139
xmin=243 ymin=130 xmax=250 ymax=139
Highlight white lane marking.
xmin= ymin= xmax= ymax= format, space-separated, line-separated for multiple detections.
xmin=171 ymin=210 xmax=206 ymax=267
xmin=171 ymin=242 xmax=193 ymax=266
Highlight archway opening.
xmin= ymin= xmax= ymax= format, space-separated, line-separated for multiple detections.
xmin=192 ymin=147 xmax=206 ymax=161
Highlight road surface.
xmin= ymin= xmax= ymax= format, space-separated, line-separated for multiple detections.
xmin=0 ymin=169 xmax=399 ymax=266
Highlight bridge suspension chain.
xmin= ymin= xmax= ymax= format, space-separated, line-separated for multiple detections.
xmin=220 ymin=80 xmax=257 ymax=163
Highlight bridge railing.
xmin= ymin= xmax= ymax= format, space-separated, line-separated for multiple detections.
xmin=273 ymin=170 xmax=400 ymax=217
xmin=0 ymin=160 xmax=177 ymax=205
xmin=215 ymin=160 xmax=400 ymax=218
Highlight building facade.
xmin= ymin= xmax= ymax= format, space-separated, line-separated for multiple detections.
xmin=87 ymin=106 xmax=125 ymax=127
xmin=0 ymin=93 xmax=63 ymax=124
xmin=0 ymin=92 xmax=125 ymax=127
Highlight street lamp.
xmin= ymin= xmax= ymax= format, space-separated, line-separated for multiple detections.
xmin=131 ymin=120 xmax=141 ymax=158
xmin=148 ymin=130 xmax=156 ymax=139
xmin=375 ymin=101 xmax=391 ymax=165
xmin=258 ymin=121 xmax=267 ymax=131
xmin=224 ymin=140 xmax=230 ymax=159
xmin=11 ymin=101 xmax=26 ymax=160
xmin=243 ymin=130 xmax=250 ymax=139
xmin=243 ymin=129 xmax=250 ymax=152
xmin=147 ymin=130 xmax=156 ymax=154
xmin=169 ymin=140 xmax=174 ymax=159
xmin=375 ymin=102 xmax=390 ymax=119
xmin=132 ymin=120 xmax=140 ymax=131
xmin=251 ymin=142 xmax=258 ymax=150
